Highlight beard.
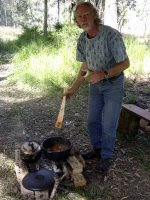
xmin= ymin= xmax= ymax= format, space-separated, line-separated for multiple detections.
xmin=81 ymin=22 xmax=94 ymax=32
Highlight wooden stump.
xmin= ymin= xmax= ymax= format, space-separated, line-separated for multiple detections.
xmin=118 ymin=108 xmax=140 ymax=136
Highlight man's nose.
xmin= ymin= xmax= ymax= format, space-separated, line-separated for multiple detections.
xmin=82 ymin=15 xmax=87 ymax=21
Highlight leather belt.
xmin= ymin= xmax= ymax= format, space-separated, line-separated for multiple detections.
xmin=102 ymin=72 xmax=123 ymax=82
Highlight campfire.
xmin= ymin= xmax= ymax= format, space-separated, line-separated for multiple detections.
xmin=15 ymin=137 xmax=87 ymax=200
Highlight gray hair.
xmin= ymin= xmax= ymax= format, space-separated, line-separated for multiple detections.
xmin=74 ymin=2 xmax=101 ymax=27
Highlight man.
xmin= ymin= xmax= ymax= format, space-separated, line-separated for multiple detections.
xmin=64 ymin=2 xmax=130 ymax=172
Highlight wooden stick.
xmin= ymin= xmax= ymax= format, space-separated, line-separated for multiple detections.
xmin=49 ymin=173 xmax=67 ymax=200
xmin=55 ymin=95 xmax=66 ymax=128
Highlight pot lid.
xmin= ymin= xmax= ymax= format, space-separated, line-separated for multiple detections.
xmin=21 ymin=141 xmax=41 ymax=155
xmin=22 ymin=168 xmax=55 ymax=191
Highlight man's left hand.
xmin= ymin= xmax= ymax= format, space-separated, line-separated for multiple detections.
xmin=85 ymin=71 xmax=104 ymax=84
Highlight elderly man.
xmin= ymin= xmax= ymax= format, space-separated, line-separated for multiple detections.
xmin=64 ymin=2 xmax=130 ymax=172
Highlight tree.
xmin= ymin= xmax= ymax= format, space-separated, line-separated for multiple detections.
xmin=117 ymin=0 xmax=136 ymax=31
xmin=44 ymin=0 xmax=48 ymax=36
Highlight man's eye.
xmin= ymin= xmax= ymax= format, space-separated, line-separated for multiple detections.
xmin=77 ymin=15 xmax=82 ymax=19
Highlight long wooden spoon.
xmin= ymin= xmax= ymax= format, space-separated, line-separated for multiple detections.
xmin=55 ymin=94 xmax=66 ymax=128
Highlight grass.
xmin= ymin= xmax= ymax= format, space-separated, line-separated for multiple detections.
xmin=0 ymin=24 xmax=149 ymax=97
xmin=124 ymin=36 xmax=150 ymax=76
xmin=0 ymin=153 xmax=23 ymax=200
xmin=123 ymin=91 xmax=137 ymax=104
xmin=55 ymin=184 xmax=112 ymax=200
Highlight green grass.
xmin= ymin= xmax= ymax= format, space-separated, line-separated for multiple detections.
xmin=55 ymin=184 xmax=112 ymax=200
xmin=123 ymin=91 xmax=137 ymax=104
xmin=124 ymin=36 xmax=150 ymax=76
xmin=1 ymin=25 xmax=150 ymax=96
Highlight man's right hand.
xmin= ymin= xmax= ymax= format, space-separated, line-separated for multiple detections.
xmin=63 ymin=86 xmax=76 ymax=99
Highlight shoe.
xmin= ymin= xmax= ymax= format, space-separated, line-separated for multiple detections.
xmin=95 ymin=158 xmax=113 ymax=172
xmin=81 ymin=148 xmax=101 ymax=160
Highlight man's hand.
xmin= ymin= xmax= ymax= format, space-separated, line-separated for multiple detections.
xmin=85 ymin=71 xmax=104 ymax=84
xmin=63 ymin=86 xmax=76 ymax=99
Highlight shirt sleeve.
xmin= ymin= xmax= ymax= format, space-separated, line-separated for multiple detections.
xmin=109 ymin=31 xmax=128 ymax=63
xmin=76 ymin=34 xmax=86 ymax=62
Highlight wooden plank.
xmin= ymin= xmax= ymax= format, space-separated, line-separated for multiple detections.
xmin=122 ymin=104 xmax=150 ymax=121
xmin=55 ymin=95 xmax=66 ymax=128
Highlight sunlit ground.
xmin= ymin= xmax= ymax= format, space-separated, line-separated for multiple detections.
xmin=0 ymin=26 xmax=22 ymax=41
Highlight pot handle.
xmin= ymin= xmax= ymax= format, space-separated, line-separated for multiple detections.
xmin=55 ymin=94 xmax=66 ymax=129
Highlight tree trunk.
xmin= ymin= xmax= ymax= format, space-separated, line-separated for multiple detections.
xmin=44 ymin=0 xmax=48 ymax=36
xmin=4 ymin=9 xmax=8 ymax=26
xmin=57 ymin=0 xmax=60 ymax=23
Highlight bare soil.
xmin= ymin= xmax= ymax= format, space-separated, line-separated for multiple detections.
xmin=0 ymin=64 xmax=150 ymax=200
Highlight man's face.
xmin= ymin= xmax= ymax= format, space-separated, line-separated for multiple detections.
xmin=76 ymin=5 xmax=95 ymax=32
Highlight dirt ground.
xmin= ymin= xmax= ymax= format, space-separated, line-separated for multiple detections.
xmin=0 ymin=64 xmax=150 ymax=200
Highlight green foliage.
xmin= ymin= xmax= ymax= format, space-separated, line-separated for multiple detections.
xmin=124 ymin=35 xmax=150 ymax=76
xmin=56 ymin=184 xmax=112 ymax=200
xmin=0 ymin=25 xmax=150 ymax=95
xmin=54 ymin=22 xmax=64 ymax=31
xmin=7 ymin=24 xmax=81 ymax=94
xmin=123 ymin=91 xmax=137 ymax=104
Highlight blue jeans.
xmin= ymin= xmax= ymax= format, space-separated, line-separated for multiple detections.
xmin=88 ymin=73 xmax=124 ymax=159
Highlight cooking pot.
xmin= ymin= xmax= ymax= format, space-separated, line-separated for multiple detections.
xmin=21 ymin=141 xmax=41 ymax=163
xmin=42 ymin=137 xmax=72 ymax=161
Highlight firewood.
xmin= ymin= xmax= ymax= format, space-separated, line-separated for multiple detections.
xmin=49 ymin=172 xmax=68 ymax=200
xmin=75 ymin=154 xmax=86 ymax=168
xmin=71 ymin=173 xmax=87 ymax=187
xmin=15 ymin=149 xmax=28 ymax=183
xmin=35 ymin=190 xmax=49 ymax=200
xmin=67 ymin=156 xmax=83 ymax=174
xmin=20 ymin=185 xmax=34 ymax=199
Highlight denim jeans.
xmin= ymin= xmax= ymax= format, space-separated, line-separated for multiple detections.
xmin=88 ymin=73 xmax=124 ymax=159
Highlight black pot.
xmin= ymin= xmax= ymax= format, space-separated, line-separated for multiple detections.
xmin=42 ymin=137 xmax=72 ymax=161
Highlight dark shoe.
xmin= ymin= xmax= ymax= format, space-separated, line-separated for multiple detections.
xmin=81 ymin=148 xmax=101 ymax=160
xmin=95 ymin=158 xmax=113 ymax=172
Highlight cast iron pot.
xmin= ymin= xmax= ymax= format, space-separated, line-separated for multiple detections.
xmin=42 ymin=136 xmax=72 ymax=161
